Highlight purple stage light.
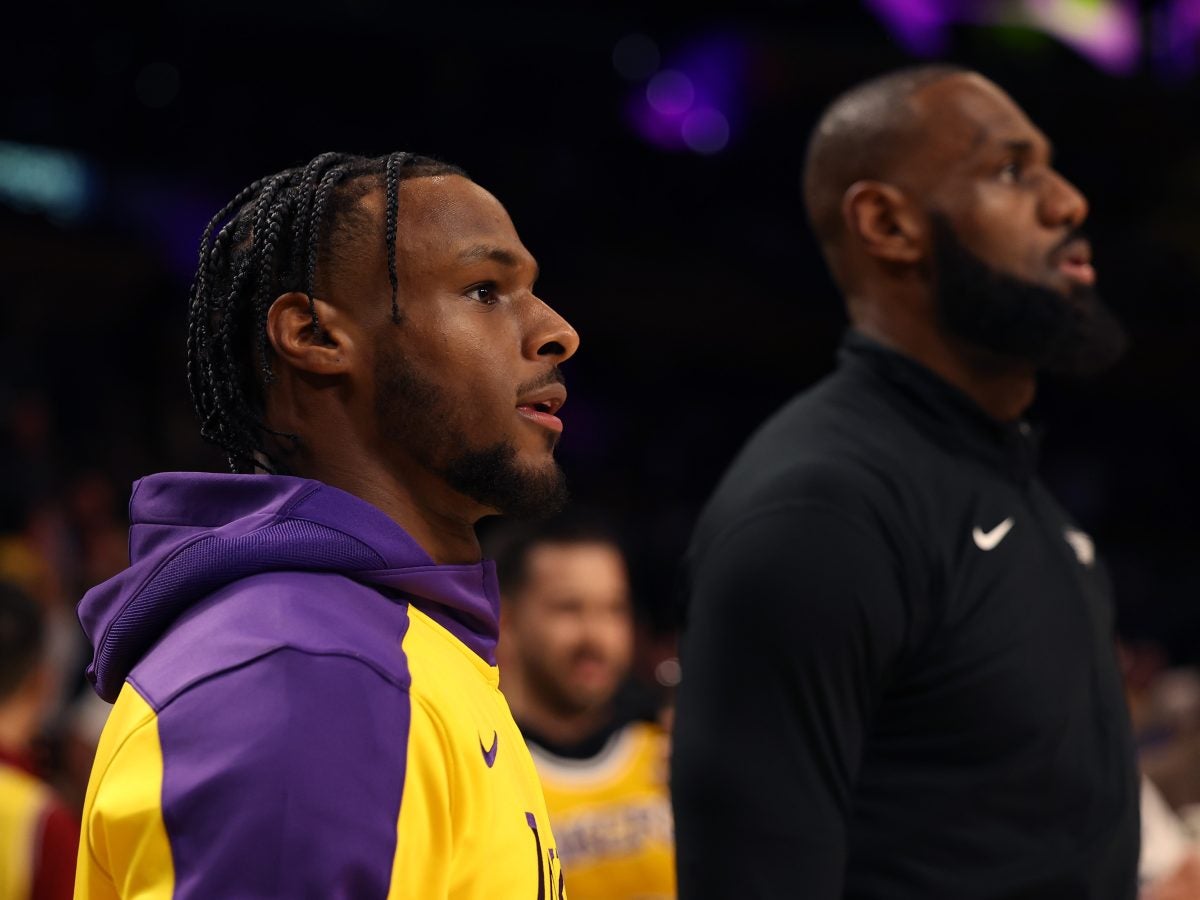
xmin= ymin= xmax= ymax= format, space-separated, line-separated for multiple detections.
xmin=862 ymin=0 xmax=955 ymax=55
xmin=623 ymin=31 xmax=748 ymax=156
xmin=863 ymin=0 xmax=1143 ymax=76
xmin=647 ymin=70 xmax=696 ymax=116
xmin=1154 ymin=0 xmax=1200 ymax=79
xmin=681 ymin=108 xmax=731 ymax=154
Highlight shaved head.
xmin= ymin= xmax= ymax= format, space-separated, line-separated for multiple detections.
xmin=803 ymin=64 xmax=966 ymax=250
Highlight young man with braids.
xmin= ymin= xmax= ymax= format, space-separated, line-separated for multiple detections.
xmin=73 ymin=152 xmax=578 ymax=898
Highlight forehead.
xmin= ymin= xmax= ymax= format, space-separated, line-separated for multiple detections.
xmin=524 ymin=542 xmax=628 ymax=592
xmin=909 ymin=74 xmax=1048 ymax=168
xmin=388 ymin=174 xmax=533 ymax=274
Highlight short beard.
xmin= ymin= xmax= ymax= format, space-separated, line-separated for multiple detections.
xmin=929 ymin=213 xmax=1128 ymax=377
xmin=374 ymin=346 xmax=568 ymax=520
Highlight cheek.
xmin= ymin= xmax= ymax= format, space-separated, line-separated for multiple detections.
xmin=961 ymin=187 xmax=1045 ymax=268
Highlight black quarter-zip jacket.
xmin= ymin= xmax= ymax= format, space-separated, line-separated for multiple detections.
xmin=672 ymin=331 xmax=1139 ymax=899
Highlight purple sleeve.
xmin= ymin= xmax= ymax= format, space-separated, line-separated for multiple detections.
xmin=152 ymin=649 xmax=410 ymax=899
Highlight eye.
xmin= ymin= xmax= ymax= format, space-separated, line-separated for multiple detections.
xmin=999 ymin=160 xmax=1024 ymax=183
xmin=465 ymin=282 xmax=499 ymax=305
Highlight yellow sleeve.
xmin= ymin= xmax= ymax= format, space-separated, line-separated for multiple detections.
xmin=75 ymin=684 xmax=175 ymax=900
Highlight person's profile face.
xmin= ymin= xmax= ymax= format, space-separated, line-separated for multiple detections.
xmin=912 ymin=74 xmax=1094 ymax=299
xmin=352 ymin=175 xmax=580 ymax=517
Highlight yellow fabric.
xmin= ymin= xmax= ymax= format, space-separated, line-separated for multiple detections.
xmin=74 ymin=683 xmax=174 ymax=900
xmin=0 ymin=759 xmax=50 ymax=900
xmin=390 ymin=606 xmax=565 ymax=899
xmin=531 ymin=722 xmax=676 ymax=900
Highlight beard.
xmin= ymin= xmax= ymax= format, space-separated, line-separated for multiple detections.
xmin=929 ymin=214 xmax=1128 ymax=377
xmin=373 ymin=345 xmax=568 ymax=520
xmin=522 ymin=644 xmax=615 ymax=717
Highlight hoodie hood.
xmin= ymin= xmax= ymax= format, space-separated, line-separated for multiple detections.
xmin=79 ymin=472 xmax=502 ymax=702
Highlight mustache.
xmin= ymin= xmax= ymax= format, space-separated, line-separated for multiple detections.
xmin=1048 ymin=227 xmax=1090 ymax=261
xmin=516 ymin=367 xmax=566 ymax=397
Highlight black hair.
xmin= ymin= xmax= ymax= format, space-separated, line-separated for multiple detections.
xmin=802 ymin=64 xmax=967 ymax=248
xmin=483 ymin=513 xmax=626 ymax=600
xmin=0 ymin=581 xmax=44 ymax=701
xmin=186 ymin=152 xmax=466 ymax=473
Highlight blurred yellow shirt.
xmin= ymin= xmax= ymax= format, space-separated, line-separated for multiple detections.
xmin=529 ymin=721 xmax=675 ymax=900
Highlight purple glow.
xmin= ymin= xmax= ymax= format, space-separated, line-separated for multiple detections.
xmin=862 ymin=0 xmax=956 ymax=55
xmin=1154 ymin=0 xmax=1200 ymax=79
xmin=646 ymin=70 xmax=696 ymax=116
xmin=863 ymin=0 xmax=1144 ymax=76
xmin=625 ymin=31 xmax=748 ymax=155
xmin=681 ymin=108 xmax=730 ymax=154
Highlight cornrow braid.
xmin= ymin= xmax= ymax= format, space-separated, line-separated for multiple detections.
xmin=185 ymin=151 xmax=466 ymax=473
xmin=384 ymin=152 xmax=412 ymax=324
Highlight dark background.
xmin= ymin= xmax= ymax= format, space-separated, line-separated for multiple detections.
xmin=3 ymin=0 xmax=1199 ymax=662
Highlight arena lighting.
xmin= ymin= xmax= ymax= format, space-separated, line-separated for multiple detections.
xmin=0 ymin=140 xmax=91 ymax=222
xmin=619 ymin=32 xmax=745 ymax=156
xmin=864 ymin=0 xmax=1142 ymax=75
xmin=1154 ymin=0 xmax=1200 ymax=79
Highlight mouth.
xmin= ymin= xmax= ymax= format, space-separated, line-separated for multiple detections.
xmin=516 ymin=383 xmax=566 ymax=434
xmin=1053 ymin=237 xmax=1096 ymax=287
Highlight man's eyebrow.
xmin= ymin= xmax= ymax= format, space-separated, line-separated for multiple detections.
xmin=1002 ymin=138 xmax=1054 ymax=161
xmin=457 ymin=244 xmax=539 ymax=283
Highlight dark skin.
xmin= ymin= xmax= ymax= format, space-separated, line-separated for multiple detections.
xmin=835 ymin=73 xmax=1091 ymax=421
xmin=262 ymin=175 xmax=579 ymax=564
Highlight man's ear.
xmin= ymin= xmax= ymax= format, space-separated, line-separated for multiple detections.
xmin=842 ymin=180 xmax=924 ymax=264
xmin=266 ymin=293 xmax=355 ymax=375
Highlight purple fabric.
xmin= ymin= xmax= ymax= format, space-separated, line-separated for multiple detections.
xmin=151 ymin=649 xmax=410 ymax=898
xmin=78 ymin=472 xmax=501 ymax=701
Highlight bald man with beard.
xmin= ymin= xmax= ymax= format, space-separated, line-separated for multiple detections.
xmin=671 ymin=67 xmax=1137 ymax=898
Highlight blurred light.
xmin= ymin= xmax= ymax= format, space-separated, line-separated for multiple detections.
xmin=655 ymin=657 xmax=682 ymax=688
xmin=863 ymin=0 xmax=951 ymax=55
xmin=612 ymin=33 xmax=660 ymax=81
xmin=1153 ymin=0 xmax=1200 ymax=80
xmin=646 ymin=70 xmax=695 ymax=116
xmin=135 ymin=62 xmax=180 ymax=109
xmin=0 ymin=141 xmax=91 ymax=222
xmin=625 ymin=32 xmax=747 ymax=156
xmin=681 ymin=108 xmax=730 ymax=154
xmin=1025 ymin=0 xmax=1140 ymax=75
xmin=863 ymin=0 xmax=1142 ymax=76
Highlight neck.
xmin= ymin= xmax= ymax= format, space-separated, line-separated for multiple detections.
xmin=852 ymin=298 xmax=1036 ymax=423
xmin=291 ymin=447 xmax=484 ymax=565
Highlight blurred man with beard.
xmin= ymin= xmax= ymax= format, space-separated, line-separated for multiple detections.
xmin=494 ymin=519 xmax=676 ymax=900
xmin=672 ymin=67 xmax=1137 ymax=898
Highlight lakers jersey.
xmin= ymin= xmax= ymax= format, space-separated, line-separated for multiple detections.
xmin=528 ymin=721 xmax=675 ymax=900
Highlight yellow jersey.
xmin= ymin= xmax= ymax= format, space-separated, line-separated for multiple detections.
xmin=528 ymin=721 xmax=675 ymax=900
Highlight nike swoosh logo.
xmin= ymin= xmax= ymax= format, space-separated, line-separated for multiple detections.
xmin=973 ymin=517 xmax=1015 ymax=551
xmin=480 ymin=731 xmax=498 ymax=768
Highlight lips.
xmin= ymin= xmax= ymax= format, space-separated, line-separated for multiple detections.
xmin=516 ymin=383 xmax=566 ymax=433
xmin=1053 ymin=237 xmax=1096 ymax=287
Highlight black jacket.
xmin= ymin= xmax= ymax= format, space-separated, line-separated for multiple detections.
xmin=672 ymin=331 xmax=1139 ymax=899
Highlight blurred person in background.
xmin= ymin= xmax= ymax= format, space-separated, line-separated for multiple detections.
xmin=492 ymin=517 xmax=675 ymax=900
xmin=73 ymin=152 xmax=578 ymax=898
xmin=0 ymin=581 xmax=76 ymax=900
xmin=672 ymin=66 xmax=1139 ymax=898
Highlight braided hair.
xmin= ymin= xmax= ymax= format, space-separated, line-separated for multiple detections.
xmin=186 ymin=152 xmax=465 ymax=473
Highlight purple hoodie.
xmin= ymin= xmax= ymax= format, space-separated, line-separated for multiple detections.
xmin=76 ymin=472 xmax=515 ymax=896
xmin=80 ymin=472 xmax=501 ymax=703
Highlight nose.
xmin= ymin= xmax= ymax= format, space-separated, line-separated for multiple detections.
xmin=523 ymin=296 xmax=580 ymax=364
xmin=1040 ymin=170 xmax=1088 ymax=231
